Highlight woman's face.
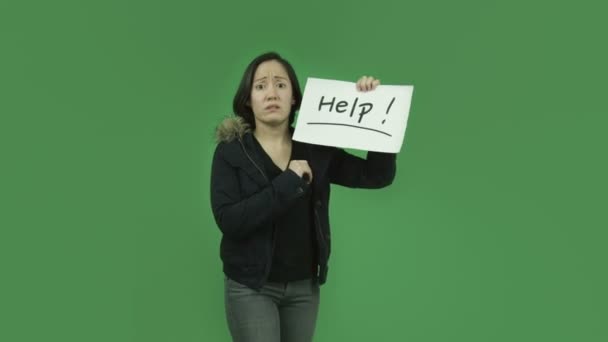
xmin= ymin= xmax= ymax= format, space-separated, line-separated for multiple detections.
xmin=249 ymin=60 xmax=294 ymax=127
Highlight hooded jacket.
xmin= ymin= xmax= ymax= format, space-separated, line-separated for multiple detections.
xmin=210 ymin=116 xmax=397 ymax=290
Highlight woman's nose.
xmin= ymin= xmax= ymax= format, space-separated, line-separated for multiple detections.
xmin=266 ymin=85 xmax=279 ymax=100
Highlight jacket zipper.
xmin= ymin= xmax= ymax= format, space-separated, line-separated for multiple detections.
xmin=239 ymin=138 xmax=269 ymax=182
xmin=313 ymin=206 xmax=327 ymax=278
xmin=306 ymin=144 xmax=326 ymax=279
xmin=238 ymin=138 xmax=276 ymax=288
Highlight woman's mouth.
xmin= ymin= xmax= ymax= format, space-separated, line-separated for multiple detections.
xmin=265 ymin=104 xmax=280 ymax=111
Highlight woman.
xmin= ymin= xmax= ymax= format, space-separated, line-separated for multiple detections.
xmin=210 ymin=52 xmax=397 ymax=342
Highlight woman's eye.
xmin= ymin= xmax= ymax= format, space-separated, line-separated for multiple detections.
xmin=255 ymin=84 xmax=264 ymax=90
xmin=277 ymin=83 xmax=286 ymax=88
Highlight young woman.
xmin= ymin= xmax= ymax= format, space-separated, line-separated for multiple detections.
xmin=210 ymin=52 xmax=397 ymax=342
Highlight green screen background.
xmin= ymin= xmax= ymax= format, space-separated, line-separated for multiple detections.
xmin=2 ymin=0 xmax=607 ymax=341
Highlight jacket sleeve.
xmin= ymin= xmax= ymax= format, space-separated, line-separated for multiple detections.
xmin=328 ymin=148 xmax=397 ymax=188
xmin=210 ymin=143 xmax=308 ymax=240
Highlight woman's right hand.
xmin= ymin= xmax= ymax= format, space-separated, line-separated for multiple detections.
xmin=288 ymin=160 xmax=313 ymax=183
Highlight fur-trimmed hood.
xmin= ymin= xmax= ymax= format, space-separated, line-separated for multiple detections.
xmin=215 ymin=116 xmax=251 ymax=143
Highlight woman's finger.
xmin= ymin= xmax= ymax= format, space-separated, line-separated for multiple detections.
xmin=364 ymin=76 xmax=372 ymax=91
xmin=361 ymin=76 xmax=368 ymax=91
xmin=371 ymin=79 xmax=380 ymax=90
xmin=303 ymin=163 xmax=313 ymax=183
xmin=357 ymin=76 xmax=367 ymax=91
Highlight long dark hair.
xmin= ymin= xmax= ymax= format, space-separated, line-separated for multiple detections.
xmin=232 ymin=52 xmax=302 ymax=129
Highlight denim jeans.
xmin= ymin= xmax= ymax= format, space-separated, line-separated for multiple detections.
xmin=224 ymin=275 xmax=320 ymax=342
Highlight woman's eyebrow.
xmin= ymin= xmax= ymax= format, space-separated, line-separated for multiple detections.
xmin=254 ymin=76 xmax=288 ymax=83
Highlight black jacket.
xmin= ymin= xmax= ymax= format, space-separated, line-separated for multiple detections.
xmin=210 ymin=117 xmax=397 ymax=290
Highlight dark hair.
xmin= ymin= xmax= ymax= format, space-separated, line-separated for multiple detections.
xmin=232 ymin=52 xmax=302 ymax=129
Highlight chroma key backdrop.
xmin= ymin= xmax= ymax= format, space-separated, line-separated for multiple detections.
xmin=1 ymin=0 xmax=606 ymax=341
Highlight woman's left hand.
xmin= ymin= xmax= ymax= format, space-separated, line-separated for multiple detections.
xmin=356 ymin=75 xmax=380 ymax=92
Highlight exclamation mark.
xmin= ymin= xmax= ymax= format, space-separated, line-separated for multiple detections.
xmin=382 ymin=97 xmax=396 ymax=124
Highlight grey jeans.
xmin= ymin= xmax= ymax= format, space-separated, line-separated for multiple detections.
xmin=224 ymin=275 xmax=320 ymax=342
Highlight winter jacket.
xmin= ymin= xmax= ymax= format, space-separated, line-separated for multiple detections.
xmin=210 ymin=116 xmax=397 ymax=290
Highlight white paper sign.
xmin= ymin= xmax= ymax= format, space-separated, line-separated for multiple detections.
xmin=293 ymin=77 xmax=414 ymax=153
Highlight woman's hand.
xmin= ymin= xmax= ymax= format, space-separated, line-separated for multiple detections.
xmin=356 ymin=75 xmax=380 ymax=92
xmin=288 ymin=160 xmax=313 ymax=183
